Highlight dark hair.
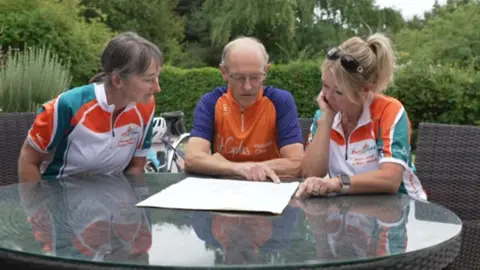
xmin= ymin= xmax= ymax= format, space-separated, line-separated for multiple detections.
xmin=89 ymin=32 xmax=163 ymax=85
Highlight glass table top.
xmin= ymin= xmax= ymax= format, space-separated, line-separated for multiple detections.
xmin=0 ymin=173 xmax=462 ymax=268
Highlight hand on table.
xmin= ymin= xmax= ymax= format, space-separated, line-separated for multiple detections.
xmin=295 ymin=176 xmax=341 ymax=198
xmin=234 ymin=162 xmax=280 ymax=183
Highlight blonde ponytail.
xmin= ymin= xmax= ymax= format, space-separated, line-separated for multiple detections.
xmin=366 ymin=33 xmax=396 ymax=93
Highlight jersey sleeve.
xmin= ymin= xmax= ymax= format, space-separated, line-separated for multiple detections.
xmin=271 ymin=90 xmax=303 ymax=148
xmin=377 ymin=101 xmax=411 ymax=169
xmin=306 ymin=110 xmax=323 ymax=147
xmin=190 ymin=92 xmax=217 ymax=144
xmin=27 ymin=94 xmax=71 ymax=153
xmin=135 ymin=98 xmax=155 ymax=157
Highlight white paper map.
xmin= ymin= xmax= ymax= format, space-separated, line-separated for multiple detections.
xmin=136 ymin=177 xmax=300 ymax=214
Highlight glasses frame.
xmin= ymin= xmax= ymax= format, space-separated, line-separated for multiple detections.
xmin=223 ymin=66 xmax=267 ymax=85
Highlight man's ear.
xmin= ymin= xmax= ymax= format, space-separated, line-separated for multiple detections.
xmin=265 ymin=63 xmax=272 ymax=73
xmin=111 ymin=73 xmax=123 ymax=89
xmin=219 ymin=64 xmax=229 ymax=81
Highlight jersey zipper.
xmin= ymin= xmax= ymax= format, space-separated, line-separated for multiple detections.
xmin=111 ymin=113 xmax=115 ymax=137
xmin=344 ymin=126 xmax=360 ymax=160
xmin=111 ymin=111 xmax=124 ymax=137
xmin=241 ymin=111 xmax=245 ymax=132
xmin=345 ymin=138 xmax=349 ymax=160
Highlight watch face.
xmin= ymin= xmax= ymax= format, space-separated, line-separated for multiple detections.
xmin=340 ymin=175 xmax=350 ymax=185
xmin=340 ymin=175 xmax=351 ymax=193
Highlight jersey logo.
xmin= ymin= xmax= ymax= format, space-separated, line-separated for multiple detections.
xmin=119 ymin=126 xmax=139 ymax=147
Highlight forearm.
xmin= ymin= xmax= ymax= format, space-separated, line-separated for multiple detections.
xmin=184 ymin=152 xmax=237 ymax=176
xmin=261 ymin=157 xmax=301 ymax=178
xmin=125 ymin=157 xmax=147 ymax=175
xmin=347 ymin=169 xmax=402 ymax=194
xmin=301 ymin=116 xmax=333 ymax=177
xmin=18 ymin=162 xmax=42 ymax=183
xmin=125 ymin=165 xmax=145 ymax=175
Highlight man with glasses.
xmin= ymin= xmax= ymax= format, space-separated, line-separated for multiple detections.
xmin=185 ymin=37 xmax=304 ymax=182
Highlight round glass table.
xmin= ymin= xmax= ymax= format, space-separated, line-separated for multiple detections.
xmin=0 ymin=173 xmax=461 ymax=269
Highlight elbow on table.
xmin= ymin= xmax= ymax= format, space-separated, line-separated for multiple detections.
xmin=276 ymin=161 xmax=302 ymax=179
xmin=388 ymin=179 xmax=402 ymax=194
xmin=184 ymin=152 xmax=206 ymax=173
xmin=382 ymin=173 xmax=403 ymax=194
xmin=183 ymin=155 xmax=196 ymax=173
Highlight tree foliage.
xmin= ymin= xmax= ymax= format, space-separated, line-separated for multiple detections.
xmin=0 ymin=0 xmax=113 ymax=85
xmin=395 ymin=0 xmax=480 ymax=70
xmin=81 ymin=0 xmax=185 ymax=66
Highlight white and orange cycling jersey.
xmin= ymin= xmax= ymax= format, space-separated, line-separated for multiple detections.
xmin=27 ymin=83 xmax=155 ymax=179
xmin=307 ymin=93 xmax=427 ymax=200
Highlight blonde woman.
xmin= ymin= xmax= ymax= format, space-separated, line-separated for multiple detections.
xmin=297 ymin=33 xmax=427 ymax=200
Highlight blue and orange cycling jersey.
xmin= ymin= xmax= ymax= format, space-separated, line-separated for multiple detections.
xmin=190 ymin=86 xmax=303 ymax=162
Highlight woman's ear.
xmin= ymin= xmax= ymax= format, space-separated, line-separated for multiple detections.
xmin=111 ymin=73 xmax=123 ymax=89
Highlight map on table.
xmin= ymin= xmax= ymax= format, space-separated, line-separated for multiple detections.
xmin=136 ymin=177 xmax=299 ymax=215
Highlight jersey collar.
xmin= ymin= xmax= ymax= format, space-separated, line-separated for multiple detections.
xmin=94 ymin=83 xmax=136 ymax=112
xmin=226 ymin=87 xmax=264 ymax=111
xmin=332 ymin=92 xmax=374 ymax=135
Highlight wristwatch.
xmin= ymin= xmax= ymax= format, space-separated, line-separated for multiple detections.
xmin=339 ymin=175 xmax=351 ymax=194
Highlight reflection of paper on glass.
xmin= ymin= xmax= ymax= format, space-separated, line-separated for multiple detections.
xmin=136 ymin=177 xmax=299 ymax=215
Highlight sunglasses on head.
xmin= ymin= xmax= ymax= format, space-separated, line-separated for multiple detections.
xmin=327 ymin=48 xmax=367 ymax=78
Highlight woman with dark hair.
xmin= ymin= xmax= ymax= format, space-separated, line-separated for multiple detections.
xmin=18 ymin=32 xmax=163 ymax=182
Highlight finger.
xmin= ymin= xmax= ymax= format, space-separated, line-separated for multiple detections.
xmin=319 ymin=184 xmax=328 ymax=196
xmin=320 ymin=96 xmax=332 ymax=110
xmin=257 ymin=168 xmax=267 ymax=181
xmin=265 ymin=167 xmax=280 ymax=183
xmin=295 ymin=183 xmax=307 ymax=198
xmin=306 ymin=180 xmax=316 ymax=194
xmin=252 ymin=166 xmax=264 ymax=181
xmin=245 ymin=167 xmax=254 ymax=181
xmin=247 ymin=164 xmax=257 ymax=181
xmin=311 ymin=179 xmax=322 ymax=194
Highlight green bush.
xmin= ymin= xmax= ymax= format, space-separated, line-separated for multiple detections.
xmin=387 ymin=62 xmax=480 ymax=148
xmin=0 ymin=46 xmax=72 ymax=112
xmin=0 ymin=0 xmax=114 ymax=86
xmin=157 ymin=60 xmax=480 ymax=151
xmin=157 ymin=66 xmax=224 ymax=128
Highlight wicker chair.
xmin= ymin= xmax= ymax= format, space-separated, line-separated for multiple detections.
xmin=0 ymin=112 xmax=35 ymax=186
xmin=415 ymin=122 xmax=480 ymax=269
xmin=299 ymin=117 xmax=313 ymax=148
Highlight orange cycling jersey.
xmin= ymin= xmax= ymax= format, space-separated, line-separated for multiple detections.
xmin=190 ymin=86 xmax=303 ymax=162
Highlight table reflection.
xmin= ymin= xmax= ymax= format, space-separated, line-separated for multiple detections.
xmin=299 ymin=195 xmax=410 ymax=260
xmin=7 ymin=173 xmax=459 ymax=269
xmin=19 ymin=173 xmax=152 ymax=263
xmin=191 ymin=205 xmax=300 ymax=265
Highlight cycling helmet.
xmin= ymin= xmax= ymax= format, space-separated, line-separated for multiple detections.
xmin=151 ymin=116 xmax=167 ymax=143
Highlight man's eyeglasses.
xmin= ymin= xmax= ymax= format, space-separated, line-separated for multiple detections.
xmin=224 ymin=67 xmax=266 ymax=85
xmin=327 ymin=48 xmax=367 ymax=79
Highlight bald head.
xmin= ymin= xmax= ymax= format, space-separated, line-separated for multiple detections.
xmin=221 ymin=37 xmax=269 ymax=67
